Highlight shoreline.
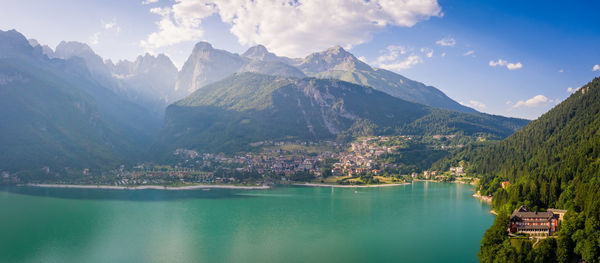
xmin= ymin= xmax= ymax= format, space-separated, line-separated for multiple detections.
xmin=23 ymin=183 xmax=270 ymax=190
xmin=292 ymin=182 xmax=410 ymax=188
xmin=473 ymin=192 xmax=493 ymax=203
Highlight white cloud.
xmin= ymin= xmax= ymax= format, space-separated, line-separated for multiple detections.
xmin=513 ymin=95 xmax=555 ymax=108
xmin=507 ymin=62 xmax=523 ymax=70
xmin=142 ymin=0 xmax=159 ymax=4
xmin=378 ymin=55 xmax=423 ymax=71
xmin=420 ymin=47 xmax=433 ymax=58
xmin=463 ymin=50 xmax=474 ymax=57
xmin=141 ymin=0 xmax=442 ymax=57
xmin=441 ymin=52 xmax=446 ymax=57
xmin=489 ymin=59 xmax=507 ymax=67
xmin=558 ymin=69 xmax=564 ymax=73
xmin=376 ymin=45 xmax=436 ymax=71
xmin=102 ymin=19 xmax=121 ymax=33
xmin=489 ymin=59 xmax=523 ymax=70
xmin=140 ymin=4 xmax=213 ymax=50
xmin=104 ymin=22 xmax=116 ymax=30
xmin=460 ymin=100 xmax=486 ymax=110
xmin=376 ymin=46 xmax=422 ymax=70
xmin=377 ymin=45 xmax=407 ymax=63
xmin=89 ymin=32 xmax=100 ymax=45
xmin=593 ymin=64 xmax=600 ymax=72
xmin=435 ymin=37 xmax=455 ymax=47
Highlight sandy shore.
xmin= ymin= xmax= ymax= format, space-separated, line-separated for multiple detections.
xmin=292 ymin=182 xmax=410 ymax=188
xmin=473 ymin=192 xmax=493 ymax=203
xmin=24 ymin=183 xmax=270 ymax=190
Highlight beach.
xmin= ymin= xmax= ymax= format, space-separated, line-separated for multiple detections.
xmin=24 ymin=183 xmax=270 ymax=190
xmin=292 ymin=182 xmax=411 ymax=188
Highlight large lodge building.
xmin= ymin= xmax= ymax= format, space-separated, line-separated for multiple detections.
xmin=508 ymin=206 xmax=560 ymax=237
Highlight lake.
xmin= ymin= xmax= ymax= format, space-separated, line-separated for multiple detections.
xmin=0 ymin=182 xmax=493 ymax=263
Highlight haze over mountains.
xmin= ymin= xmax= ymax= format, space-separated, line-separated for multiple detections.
xmin=0 ymin=28 xmax=529 ymax=175
xmin=0 ymin=30 xmax=159 ymax=174
xmin=28 ymin=29 xmax=478 ymax=115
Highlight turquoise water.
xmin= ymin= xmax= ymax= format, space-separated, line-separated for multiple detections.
xmin=0 ymin=182 xmax=493 ymax=263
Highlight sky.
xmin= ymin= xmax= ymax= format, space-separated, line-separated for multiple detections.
xmin=1 ymin=0 xmax=599 ymax=119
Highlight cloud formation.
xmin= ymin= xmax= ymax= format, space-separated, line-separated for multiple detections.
xmin=420 ymin=47 xmax=434 ymax=58
xmin=375 ymin=45 xmax=436 ymax=71
xmin=435 ymin=37 xmax=455 ymax=46
xmin=89 ymin=32 xmax=100 ymax=45
xmin=90 ymin=20 xmax=121 ymax=45
xmin=512 ymin=95 xmax=555 ymax=108
xmin=141 ymin=0 xmax=442 ymax=56
xmin=593 ymin=64 xmax=600 ymax=72
xmin=460 ymin=100 xmax=486 ymax=110
xmin=463 ymin=50 xmax=474 ymax=57
xmin=489 ymin=59 xmax=523 ymax=70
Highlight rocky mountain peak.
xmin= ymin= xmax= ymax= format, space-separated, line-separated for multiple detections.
xmin=192 ymin=41 xmax=214 ymax=52
xmin=55 ymin=41 xmax=95 ymax=57
xmin=0 ymin=29 xmax=38 ymax=58
xmin=299 ymin=45 xmax=370 ymax=74
xmin=242 ymin=45 xmax=271 ymax=59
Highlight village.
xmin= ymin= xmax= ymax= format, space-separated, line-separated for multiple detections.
xmin=102 ymin=135 xmax=467 ymax=186
xmin=2 ymin=135 xmax=476 ymax=186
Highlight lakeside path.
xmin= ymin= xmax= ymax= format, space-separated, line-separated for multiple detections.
xmin=23 ymin=183 xmax=270 ymax=190
xmin=292 ymin=182 xmax=410 ymax=188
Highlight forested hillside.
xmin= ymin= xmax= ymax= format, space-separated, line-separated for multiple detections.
xmin=0 ymin=30 xmax=159 ymax=178
xmin=156 ymin=72 xmax=527 ymax=156
xmin=433 ymin=77 xmax=600 ymax=262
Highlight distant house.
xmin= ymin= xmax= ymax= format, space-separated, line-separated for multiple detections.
xmin=449 ymin=166 xmax=465 ymax=176
xmin=423 ymin=170 xmax=437 ymax=179
xmin=509 ymin=206 xmax=559 ymax=237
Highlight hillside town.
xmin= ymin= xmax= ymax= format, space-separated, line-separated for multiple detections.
xmin=3 ymin=135 xmax=476 ymax=186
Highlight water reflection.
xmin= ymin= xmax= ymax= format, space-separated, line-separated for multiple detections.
xmin=0 ymin=186 xmax=260 ymax=201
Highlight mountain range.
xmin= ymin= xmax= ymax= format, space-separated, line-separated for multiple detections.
xmin=27 ymin=31 xmax=479 ymax=115
xmin=0 ymin=28 xmax=529 ymax=175
xmin=0 ymin=29 xmax=159 ymax=176
xmin=156 ymin=72 xmax=527 ymax=154
xmin=175 ymin=42 xmax=476 ymax=113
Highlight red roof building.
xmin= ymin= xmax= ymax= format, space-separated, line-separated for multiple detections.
xmin=509 ymin=205 xmax=558 ymax=237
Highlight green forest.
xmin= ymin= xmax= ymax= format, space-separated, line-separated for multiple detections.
xmin=433 ymin=77 xmax=600 ymax=262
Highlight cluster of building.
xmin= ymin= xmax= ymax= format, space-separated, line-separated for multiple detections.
xmin=1 ymin=171 xmax=19 ymax=184
xmin=174 ymin=149 xmax=333 ymax=177
xmin=331 ymin=137 xmax=401 ymax=176
xmin=171 ymin=136 xmax=409 ymax=179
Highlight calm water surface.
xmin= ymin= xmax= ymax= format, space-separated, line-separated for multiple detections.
xmin=0 ymin=182 xmax=493 ymax=263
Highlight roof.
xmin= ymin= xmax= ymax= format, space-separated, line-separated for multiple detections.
xmin=510 ymin=205 xmax=555 ymax=220
xmin=512 ymin=211 xmax=555 ymax=219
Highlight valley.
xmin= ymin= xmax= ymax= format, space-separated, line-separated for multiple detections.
xmin=0 ymin=29 xmax=528 ymax=186
xmin=1 ymin=13 xmax=599 ymax=262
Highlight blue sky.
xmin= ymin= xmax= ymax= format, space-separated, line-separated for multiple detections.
xmin=1 ymin=0 xmax=599 ymax=119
